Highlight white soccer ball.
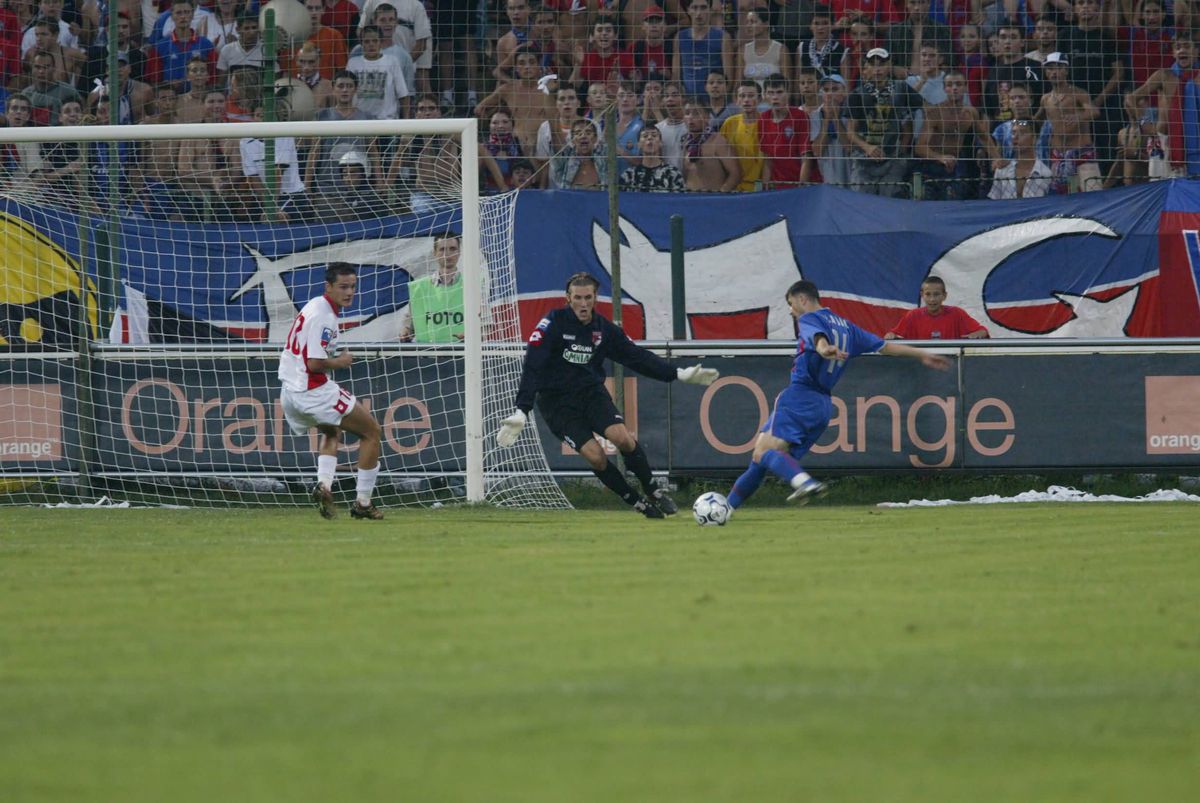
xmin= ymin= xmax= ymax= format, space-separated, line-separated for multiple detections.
xmin=260 ymin=0 xmax=312 ymax=42
xmin=693 ymin=491 xmax=731 ymax=526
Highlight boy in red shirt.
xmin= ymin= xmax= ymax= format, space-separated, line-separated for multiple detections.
xmin=885 ymin=276 xmax=989 ymax=339
xmin=758 ymin=73 xmax=812 ymax=189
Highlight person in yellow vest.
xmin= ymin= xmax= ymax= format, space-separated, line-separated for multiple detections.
xmin=400 ymin=231 xmax=485 ymax=342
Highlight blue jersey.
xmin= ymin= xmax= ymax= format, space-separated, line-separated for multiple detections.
xmin=791 ymin=308 xmax=884 ymax=394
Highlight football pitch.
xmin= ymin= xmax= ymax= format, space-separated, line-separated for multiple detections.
xmin=1 ymin=503 xmax=1196 ymax=802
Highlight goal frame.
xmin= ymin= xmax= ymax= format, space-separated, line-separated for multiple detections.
xmin=0 ymin=118 xmax=498 ymax=502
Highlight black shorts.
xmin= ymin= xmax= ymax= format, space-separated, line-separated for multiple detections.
xmin=538 ymin=387 xmax=623 ymax=452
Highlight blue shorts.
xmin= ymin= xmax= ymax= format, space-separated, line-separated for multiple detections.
xmin=761 ymin=385 xmax=832 ymax=460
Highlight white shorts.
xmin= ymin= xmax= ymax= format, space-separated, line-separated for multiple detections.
xmin=280 ymin=382 xmax=356 ymax=435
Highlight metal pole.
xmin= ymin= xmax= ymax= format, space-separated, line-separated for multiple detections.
xmin=604 ymin=103 xmax=624 ymax=433
xmin=102 ymin=9 xmax=119 ymax=329
xmin=670 ymin=214 xmax=686 ymax=339
xmin=262 ymin=10 xmax=279 ymax=222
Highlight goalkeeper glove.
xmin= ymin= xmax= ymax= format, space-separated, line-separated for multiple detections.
xmin=676 ymin=364 xmax=719 ymax=385
xmin=496 ymin=410 xmax=528 ymax=447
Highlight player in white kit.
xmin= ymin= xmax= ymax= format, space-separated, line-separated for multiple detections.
xmin=279 ymin=263 xmax=385 ymax=520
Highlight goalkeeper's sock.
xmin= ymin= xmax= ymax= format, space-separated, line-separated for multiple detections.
xmin=727 ymin=460 xmax=767 ymax=509
xmin=760 ymin=450 xmax=805 ymax=485
xmin=621 ymin=441 xmax=656 ymax=494
xmin=593 ymin=462 xmax=640 ymax=506
xmin=356 ymin=464 xmax=380 ymax=506
xmin=317 ymin=454 xmax=337 ymax=490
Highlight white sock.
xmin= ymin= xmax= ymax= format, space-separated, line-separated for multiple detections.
xmin=356 ymin=464 xmax=380 ymax=506
xmin=790 ymin=471 xmax=813 ymax=489
xmin=317 ymin=455 xmax=337 ymax=489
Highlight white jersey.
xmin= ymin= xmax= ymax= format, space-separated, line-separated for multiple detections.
xmin=279 ymin=294 xmax=341 ymax=392
xmin=346 ymin=52 xmax=410 ymax=119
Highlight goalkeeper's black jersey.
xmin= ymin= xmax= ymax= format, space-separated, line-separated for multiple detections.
xmin=514 ymin=307 xmax=677 ymax=413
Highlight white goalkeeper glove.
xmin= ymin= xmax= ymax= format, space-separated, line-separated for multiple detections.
xmin=676 ymin=364 xmax=719 ymax=385
xmin=496 ymin=409 xmax=528 ymax=447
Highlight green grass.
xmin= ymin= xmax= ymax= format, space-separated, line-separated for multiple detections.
xmin=1 ymin=504 xmax=1197 ymax=802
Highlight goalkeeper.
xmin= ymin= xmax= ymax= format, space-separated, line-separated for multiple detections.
xmin=496 ymin=272 xmax=719 ymax=518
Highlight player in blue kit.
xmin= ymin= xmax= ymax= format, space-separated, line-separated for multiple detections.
xmin=727 ymin=280 xmax=951 ymax=511
xmin=496 ymin=272 xmax=720 ymax=518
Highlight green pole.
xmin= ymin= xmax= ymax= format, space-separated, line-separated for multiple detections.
xmin=262 ymin=9 xmax=279 ymax=222
xmin=604 ymin=103 xmax=627 ymax=472
xmin=103 ymin=8 xmax=120 ymax=329
xmin=670 ymin=214 xmax=685 ymax=340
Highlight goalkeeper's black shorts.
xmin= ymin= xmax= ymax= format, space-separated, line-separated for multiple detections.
xmin=537 ymin=387 xmax=623 ymax=452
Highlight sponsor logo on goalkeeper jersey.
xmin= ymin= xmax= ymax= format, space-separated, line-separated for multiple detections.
xmin=0 ymin=214 xmax=99 ymax=348
xmin=562 ymin=344 xmax=593 ymax=364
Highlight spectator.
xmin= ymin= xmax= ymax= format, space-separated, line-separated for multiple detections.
xmin=296 ymin=0 xmax=348 ymax=82
xmin=217 ymin=12 xmax=269 ymax=78
xmin=348 ymin=8 xmax=417 ymax=109
xmin=758 ymin=73 xmax=812 ymax=189
xmin=989 ymin=82 xmax=1052 ymax=166
xmin=550 ymin=118 xmax=608 ymax=189
xmin=115 ymin=52 xmax=154 ymax=122
xmin=984 ymin=25 xmax=1044 ymax=121
xmin=391 ymin=93 xmax=461 ymax=214
xmin=239 ymin=102 xmax=310 ymax=223
xmin=739 ymin=6 xmax=789 ymax=87
xmin=886 ymin=0 xmax=953 ymax=77
xmin=224 ymin=64 xmax=258 ymax=123
xmin=611 ymin=80 xmax=644 ymax=174
xmin=175 ymin=54 xmax=215 ymax=123
xmin=346 ymin=24 xmax=410 ymax=118
xmin=885 ymin=275 xmax=990 ymax=338
xmin=474 ymin=44 xmax=552 ymax=154
xmin=1123 ymin=0 xmax=1174 ymax=90
xmin=1063 ymin=0 xmax=1125 ymax=171
xmin=316 ymin=150 xmax=393 ymax=220
xmin=583 ymin=80 xmax=609 ymax=127
xmin=146 ymin=0 xmax=216 ymax=85
xmin=1040 ymin=51 xmax=1102 ymax=192
xmin=78 ymin=11 xmax=146 ymax=93
xmin=797 ymin=9 xmax=846 ymax=80
xmin=655 ymin=80 xmax=687 ymax=172
xmin=294 ymin=43 xmax=333 ymax=110
xmin=307 ymin=69 xmax=381 ymax=193
xmin=142 ymin=81 xmax=180 ymax=125
xmin=202 ymin=0 xmax=241 ymax=53
xmin=956 ymin=23 xmax=987 ymax=107
xmin=681 ymin=97 xmax=740 ymax=191
xmin=23 ymin=17 xmax=77 ymax=83
xmin=321 ymin=0 xmax=359 ymax=46
xmin=361 ymin=0 xmax=430 ymax=91
xmin=1125 ymin=34 xmax=1196 ymax=179
xmin=481 ymin=107 xmax=525 ymax=193
xmin=510 ymin=156 xmax=537 ymax=188
xmin=641 ymin=78 xmax=666 ymax=125
xmin=570 ymin=13 xmax=628 ymax=88
xmin=624 ymin=4 xmax=672 ymax=84
xmin=842 ymin=18 xmax=876 ymax=89
xmin=535 ymin=83 xmax=582 ymax=188
xmin=150 ymin=0 xmax=217 ymax=46
xmin=771 ymin=0 xmax=819 ymax=54
xmin=674 ymin=0 xmax=732 ymax=98
xmin=0 ymin=1 xmax=20 ymax=84
xmin=22 ymin=48 xmax=79 ymax=124
xmin=619 ymin=126 xmax=684 ymax=191
xmin=812 ymin=72 xmax=851 ymax=186
xmin=907 ymin=42 xmax=949 ymax=108
xmin=846 ymin=47 xmax=922 ymax=197
xmin=1 ymin=95 xmax=46 ymax=196
xmin=1114 ymin=97 xmax=1165 ymax=185
xmin=40 ymin=96 xmax=85 ymax=207
xmin=398 ymin=232 xmax=475 ymax=343
xmin=720 ymin=79 xmax=765 ymax=191
xmin=830 ymin=0 xmax=903 ymax=41
xmin=19 ymin=0 xmax=78 ymax=60
xmin=435 ymin=0 xmax=482 ymax=113
xmin=529 ymin=5 xmax=562 ymax=78
xmin=133 ymin=88 xmax=189 ymax=221
xmin=176 ymin=90 xmax=237 ymax=220
xmin=703 ymin=68 xmax=738 ymax=132
xmin=494 ymin=0 xmax=531 ymax=82
xmin=914 ymin=70 xmax=989 ymax=198
xmin=1025 ymin=15 xmax=1057 ymax=66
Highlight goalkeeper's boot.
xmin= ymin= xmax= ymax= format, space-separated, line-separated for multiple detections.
xmin=350 ymin=501 xmax=385 ymax=520
xmin=312 ymin=483 xmax=336 ymax=520
xmin=633 ymin=497 xmax=665 ymax=519
xmin=786 ymin=477 xmax=828 ymax=506
xmin=651 ymin=488 xmax=679 ymax=515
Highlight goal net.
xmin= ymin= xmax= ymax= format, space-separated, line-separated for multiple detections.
xmin=0 ymin=117 xmax=570 ymax=511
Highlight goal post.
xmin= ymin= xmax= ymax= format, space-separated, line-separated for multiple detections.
xmin=0 ymin=117 xmax=570 ymax=510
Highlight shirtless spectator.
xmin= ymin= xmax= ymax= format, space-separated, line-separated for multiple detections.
xmin=23 ymin=17 xmax=79 ymax=84
xmin=535 ymin=83 xmax=582 ymax=188
xmin=550 ymin=118 xmax=608 ymax=189
xmin=19 ymin=0 xmax=80 ymax=63
xmin=474 ymin=45 xmax=552 ymax=151
xmin=388 ymin=93 xmax=461 ymax=214
xmin=1040 ymin=51 xmax=1102 ymax=192
xmin=141 ymin=82 xmax=181 ymax=125
xmin=112 ymin=52 xmax=154 ymax=122
xmin=133 ymin=87 xmax=188 ymax=219
xmin=176 ymin=55 xmax=215 ymax=123
xmin=681 ymin=97 xmax=740 ymax=192
xmin=176 ymin=90 xmax=237 ymax=221
xmin=494 ymin=0 xmax=531 ymax=81
xmin=308 ymin=70 xmax=382 ymax=194
xmin=22 ymin=49 xmax=79 ymax=124
xmin=914 ymin=70 xmax=990 ymax=199
xmin=1125 ymin=34 xmax=1197 ymax=179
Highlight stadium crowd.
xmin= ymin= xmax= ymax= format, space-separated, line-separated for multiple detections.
xmin=0 ymin=0 xmax=1197 ymax=218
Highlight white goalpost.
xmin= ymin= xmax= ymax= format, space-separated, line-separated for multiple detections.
xmin=0 ymin=117 xmax=570 ymax=510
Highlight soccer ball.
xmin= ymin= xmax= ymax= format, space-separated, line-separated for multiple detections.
xmin=693 ymin=492 xmax=731 ymax=526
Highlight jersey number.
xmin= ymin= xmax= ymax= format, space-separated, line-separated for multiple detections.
xmin=825 ymin=330 xmax=848 ymax=373
xmin=333 ymin=388 xmax=352 ymax=415
xmin=286 ymin=314 xmax=306 ymax=356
